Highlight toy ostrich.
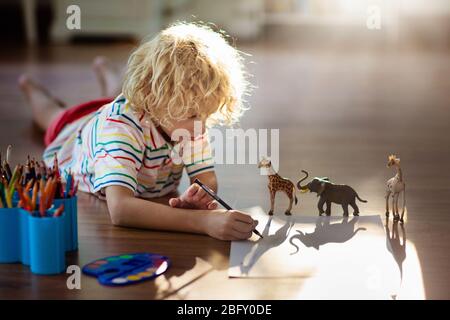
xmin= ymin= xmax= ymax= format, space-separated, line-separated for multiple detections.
xmin=386 ymin=154 xmax=406 ymax=223
xmin=258 ymin=158 xmax=297 ymax=215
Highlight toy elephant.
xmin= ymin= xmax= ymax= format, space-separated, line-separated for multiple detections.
xmin=297 ymin=170 xmax=367 ymax=216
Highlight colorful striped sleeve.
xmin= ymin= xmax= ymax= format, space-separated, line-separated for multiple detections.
xmin=182 ymin=132 xmax=215 ymax=177
xmin=92 ymin=113 xmax=145 ymax=194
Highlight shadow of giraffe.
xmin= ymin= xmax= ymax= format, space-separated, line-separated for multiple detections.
xmin=240 ymin=216 xmax=294 ymax=275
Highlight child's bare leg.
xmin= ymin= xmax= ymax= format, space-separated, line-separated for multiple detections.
xmin=18 ymin=74 xmax=64 ymax=131
xmin=92 ymin=56 xmax=122 ymax=97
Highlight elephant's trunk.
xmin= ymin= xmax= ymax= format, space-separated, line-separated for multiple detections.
xmin=297 ymin=170 xmax=309 ymax=190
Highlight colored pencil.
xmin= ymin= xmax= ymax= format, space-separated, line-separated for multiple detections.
xmin=39 ymin=177 xmax=51 ymax=217
xmin=0 ymin=147 xmax=78 ymax=214
xmin=6 ymin=165 xmax=20 ymax=208
xmin=42 ymin=177 xmax=53 ymax=214
xmin=53 ymin=204 xmax=64 ymax=217
xmin=65 ymin=171 xmax=72 ymax=198
xmin=15 ymin=182 xmax=26 ymax=208
xmin=47 ymin=179 xmax=57 ymax=210
xmin=71 ymin=180 xmax=79 ymax=197
xmin=31 ymin=180 xmax=38 ymax=212
xmin=30 ymin=158 xmax=36 ymax=180
xmin=23 ymin=190 xmax=31 ymax=210
xmin=0 ymin=183 xmax=5 ymax=208
xmin=53 ymin=153 xmax=60 ymax=178
xmin=0 ymin=178 xmax=7 ymax=207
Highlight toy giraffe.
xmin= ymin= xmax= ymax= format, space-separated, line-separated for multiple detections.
xmin=258 ymin=158 xmax=297 ymax=215
xmin=386 ymin=154 xmax=406 ymax=223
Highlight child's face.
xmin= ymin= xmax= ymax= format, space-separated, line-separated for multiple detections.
xmin=162 ymin=116 xmax=206 ymax=143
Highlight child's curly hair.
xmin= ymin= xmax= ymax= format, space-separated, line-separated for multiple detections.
xmin=122 ymin=22 xmax=250 ymax=128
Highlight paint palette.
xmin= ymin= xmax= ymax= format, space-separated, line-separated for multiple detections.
xmin=82 ymin=253 xmax=170 ymax=286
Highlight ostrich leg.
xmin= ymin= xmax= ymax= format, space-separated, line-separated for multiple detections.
xmin=392 ymin=193 xmax=400 ymax=221
xmin=400 ymin=188 xmax=406 ymax=224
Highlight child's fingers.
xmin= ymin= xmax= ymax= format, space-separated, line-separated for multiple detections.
xmin=207 ymin=200 xmax=218 ymax=210
xmin=230 ymin=211 xmax=254 ymax=225
xmin=228 ymin=229 xmax=253 ymax=240
xmin=169 ymin=198 xmax=180 ymax=208
xmin=193 ymin=196 xmax=212 ymax=209
xmin=232 ymin=220 xmax=256 ymax=233
xmin=198 ymin=194 xmax=213 ymax=207
xmin=192 ymin=187 xmax=207 ymax=202
xmin=169 ymin=197 xmax=193 ymax=209
xmin=186 ymin=184 xmax=200 ymax=197
xmin=224 ymin=235 xmax=241 ymax=241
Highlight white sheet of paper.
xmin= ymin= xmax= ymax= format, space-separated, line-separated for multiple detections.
xmin=229 ymin=207 xmax=400 ymax=299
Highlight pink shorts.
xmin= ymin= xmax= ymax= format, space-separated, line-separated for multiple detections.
xmin=44 ymin=97 xmax=114 ymax=146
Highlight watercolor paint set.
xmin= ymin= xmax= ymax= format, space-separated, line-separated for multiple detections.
xmin=82 ymin=253 xmax=170 ymax=286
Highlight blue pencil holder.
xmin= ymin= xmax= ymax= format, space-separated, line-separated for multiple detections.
xmin=0 ymin=198 xmax=77 ymax=274
xmin=29 ymin=212 xmax=66 ymax=275
xmin=53 ymin=196 xmax=78 ymax=251
xmin=0 ymin=208 xmax=21 ymax=263
xmin=19 ymin=210 xmax=30 ymax=265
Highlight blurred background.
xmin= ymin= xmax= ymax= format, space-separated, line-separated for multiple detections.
xmin=0 ymin=0 xmax=448 ymax=299
xmin=1 ymin=0 xmax=449 ymax=46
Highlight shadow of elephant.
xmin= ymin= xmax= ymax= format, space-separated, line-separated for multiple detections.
xmin=240 ymin=216 xmax=294 ymax=275
xmin=289 ymin=216 xmax=366 ymax=254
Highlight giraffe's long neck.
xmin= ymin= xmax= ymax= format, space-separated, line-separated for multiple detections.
xmin=396 ymin=165 xmax=403 ymax=182
xmin=265 ymin=165 xmax=277 ymax=176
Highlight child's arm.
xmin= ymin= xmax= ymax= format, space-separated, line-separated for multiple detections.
xmin=105 ymin=185 xmax=258 ymax=241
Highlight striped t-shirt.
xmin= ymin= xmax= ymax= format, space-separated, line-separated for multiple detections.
xmin=43 ymin=94 xmax=215 ymax=198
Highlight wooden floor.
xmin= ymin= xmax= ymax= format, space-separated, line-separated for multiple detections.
xmin=0 ymin=40 xmax=449 ymax=299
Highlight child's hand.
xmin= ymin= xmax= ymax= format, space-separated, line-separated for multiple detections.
xmin=204 ymin=210 xmax=259 ymax=241
xmin=169 ymin=183 xmax=218 ymax=210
